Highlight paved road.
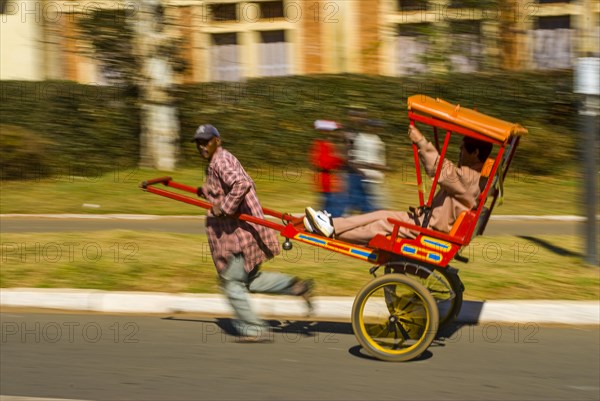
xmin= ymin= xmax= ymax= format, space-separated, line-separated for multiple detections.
xmin=0 ymin=216 xmax=584 ymax=236
xmin=1 ymin=311 xmax=598 ymax=401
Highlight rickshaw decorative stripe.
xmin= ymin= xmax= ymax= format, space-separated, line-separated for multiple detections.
xmin=421 ymin=237 xmax=451 ymax=251
xmin=296 ymin=234 xmax=378 ymax=262
xmin=329 ymin=243 xmax=351 ymax=252
xmin=401 ymin=244 xmax=443 ymax=264
xmin=428 ymin=253 xmax=442 ymax=262
xmin=402 ymin=245 xmax=417 ymax=255
xmin=298 ymin=234 xmax=326 ymax=245
xmin=351 ymin=249 xmax=378 ymax=261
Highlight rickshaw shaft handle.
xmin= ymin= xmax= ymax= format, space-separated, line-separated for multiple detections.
xmin=140 ymin=176 xmax=173 ymax=189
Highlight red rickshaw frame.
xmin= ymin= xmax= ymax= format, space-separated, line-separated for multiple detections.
xmin=140 ymin=94 xmax=527 ymax=361
xmin=142 ymin=95 xmax=526 ymax=269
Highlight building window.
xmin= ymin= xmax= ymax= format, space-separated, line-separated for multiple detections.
xmin=449 ymin=21 xmax=482 ymax=72
xmin=531 ymin=15 xmax=573 ymax=69
xmin=395 ymin=24 xmax=430 ymax=75
xmin=260 ymin=1 xmax=284 ymax=19
xmin=448 ymin=0 xmax=493 ymax=8
xmin=258 ymin=30 xmax=288 ymax=77
xmin=397 ymin=0 xmax=427 ymax=11
xmin=211 ymin=33 xmax=242 ymax=81
xmin=535 ymin=15 xmax=570 ymax=30
xmin=210 ymin=3 xmax=237 ymax=22
xmin=1 ymin=0 xmax=8 ymax=14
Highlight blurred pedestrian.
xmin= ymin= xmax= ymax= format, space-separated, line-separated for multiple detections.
xmin=350 ymin=119 xmax=388 ymax=210
xmin=193 ymin=124 xmax=314 ymax=343
xmin=344 ymin=106 xmax=375 ymax=214
xmin=303 ymin=125 xmax=493 ymax=243
xmin=309 ymin=120 xmax=346 ymax=217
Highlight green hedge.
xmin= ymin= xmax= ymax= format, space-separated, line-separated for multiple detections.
xmin=0 ymin=81 xmax=140 ymax=180
xmin=176 ymin=71 xmax=579 ymax=175
xmin=0 ymin=72 xmax=578 ymax=180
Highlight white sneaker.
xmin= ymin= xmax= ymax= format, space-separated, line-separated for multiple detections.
xmin=305 ymin=207 xmax=335 ymax=238
xmin=303 ymin=216 xmax=315 ymax=233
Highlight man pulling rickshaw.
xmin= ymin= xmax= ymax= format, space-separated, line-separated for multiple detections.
xmin=141 ymin=95 xmax=528 ymax=361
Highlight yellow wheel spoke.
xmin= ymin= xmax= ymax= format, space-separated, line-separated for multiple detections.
xmin=352 ymin=274 xmax=439 ymax=362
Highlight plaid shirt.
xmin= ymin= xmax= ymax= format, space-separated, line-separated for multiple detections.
xmin=201 ymin=147 xmax=281 ymax=273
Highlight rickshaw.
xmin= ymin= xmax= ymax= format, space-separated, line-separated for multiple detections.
xmin=140 ymin=95 xmax=528 ymax=362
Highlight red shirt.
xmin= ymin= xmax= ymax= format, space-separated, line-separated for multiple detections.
xmin=201 ymin=147 xmax=280 ymax=272
xmin=310 ymin=139 xmax=344 ymax=193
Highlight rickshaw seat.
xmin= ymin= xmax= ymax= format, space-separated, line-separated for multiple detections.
xmin=375 ymin=206 xmax=488 ymax=253
xmin=448 ymin=158 xmax=494 ymax=240
xmin=409 ymin=157 xmax=495 ymax=242
xmin=481 ymin=158 xmax=495 ymax=179
xmin=449 ymin=157 xmax=494 ymax=241
xmin=372 ymin=156 xmax=498 ymax=251
xmin=448 ymin=211 xmax=470 ymax=237
xmin=448 ymin=206 xmax=490 ymax=241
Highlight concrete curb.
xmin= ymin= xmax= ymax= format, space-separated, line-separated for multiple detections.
xmin=1 ymin=289 xmax=598 ymax=325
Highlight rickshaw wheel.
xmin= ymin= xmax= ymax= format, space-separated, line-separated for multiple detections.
xmin=386 ymin=263 xmax=464 ymax=329
xmin=434 ymin=267 xmax=464 ymax=327
xmin=351 ymin=274 xmax=439 ymax=362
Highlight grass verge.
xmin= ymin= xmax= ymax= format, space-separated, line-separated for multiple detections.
xmin=0 ymin=166 xmax=582 ymax=216
xmin=1 ymin=231 xmax=597 ymax=300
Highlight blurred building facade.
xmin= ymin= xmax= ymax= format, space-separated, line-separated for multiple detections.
xmin=1 ymin=0 xmax=599 ymax=82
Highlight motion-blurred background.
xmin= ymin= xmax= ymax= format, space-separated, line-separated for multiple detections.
xmin=2 ymin=0 xmax=598 ymax=178
xmin=1 ymin=0 xmax=598 ymax=297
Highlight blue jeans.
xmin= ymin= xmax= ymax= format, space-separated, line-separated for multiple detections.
xmin=346 ymin=172 xmax=375 ymax=214
xmin=321 ymin=191 xmax=345 ymax=217
xmin=219 ymin=254 xmax=297 ymax=337
xmin=362 ymin=180 xmax=385 ymax=210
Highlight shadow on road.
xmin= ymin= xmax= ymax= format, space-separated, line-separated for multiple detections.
xmin=518 ymin=235 xmax=582 ymax=257
xmin=161 ymin=315 xmax=354 ymax=337
xmin=162 ymin=306 xmax=486 ymax=363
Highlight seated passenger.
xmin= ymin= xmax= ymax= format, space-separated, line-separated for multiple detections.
xmin=303 ymin=125 xmax=493 ymax=245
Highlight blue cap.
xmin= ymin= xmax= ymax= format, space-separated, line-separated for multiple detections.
xmin=191 ymin=124 xmax=220 ymax=142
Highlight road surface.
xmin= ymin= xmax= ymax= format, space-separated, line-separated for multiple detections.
xmin=1 ymin=311 xmax=598 ymax=401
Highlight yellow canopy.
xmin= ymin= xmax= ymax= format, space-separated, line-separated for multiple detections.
xmin=407 ymin=95 xmax=528 ymax=142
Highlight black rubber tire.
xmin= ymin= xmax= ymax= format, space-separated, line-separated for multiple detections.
xmin=435 ymin=267 xmax=464 ymax=328
xmin=351 ymin=274 xmax=439 ymax=362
